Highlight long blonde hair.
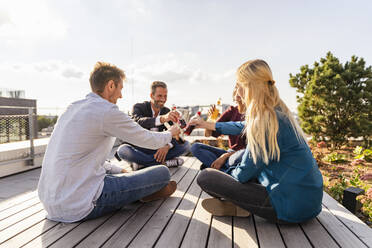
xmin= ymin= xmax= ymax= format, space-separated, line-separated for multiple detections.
xmin=237 ymin=59 xmax=305 ymax=165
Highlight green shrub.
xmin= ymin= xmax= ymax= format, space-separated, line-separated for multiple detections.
xmin=323 ymin=152 xmax=347 ymax=163
xmin=354 ymin=146 xmax=372 ymax=162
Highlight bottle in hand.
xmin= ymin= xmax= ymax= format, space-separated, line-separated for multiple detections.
xmin=184 ymin=111 xmax=201 ymax=135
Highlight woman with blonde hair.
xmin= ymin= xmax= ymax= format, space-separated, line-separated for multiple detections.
xmin=190 ymin=59 xmax=323 ymax=223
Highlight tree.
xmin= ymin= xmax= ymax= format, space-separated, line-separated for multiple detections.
xmin=289 ymin=52 xmax=372 ymax=147
xmin=37 ymin=116 xmax=58 ymax=132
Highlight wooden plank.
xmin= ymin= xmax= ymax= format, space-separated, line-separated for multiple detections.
xmin=102 ymin=158 xmax=195 ymax=248
xmin=278 ymin=224 xmax=312 ymax=248
xmin=22 ymin=222 xmax=80 ymax=248
xmin=0 ymin=196 xmax=40 ymax=221
xmin=76 ymin=203 xmax=143 ymax=248
xmin=23 ymin=158 xmax=187 ymax=247
xmin=233 ymin=216 xmax=258 ymax=248
xmin=129 ymin=160 xmax=200 ymax=247
xmin=180 ymin=192 xmax=212 ymax=248
xmin=51 ymin=161 xmax=190 ymax=248
xmin=317 ymin=205 xmax=367 ymax=248
xmin=0 ymin=219 xmax=58 ymax=248
xmin=0 ymin=210 xmax=46 ymax=244
xmin=300 ymin=218 xmax=339 ymax=248
xmin=208 ymin=216 xmax=232 ymax=248
xmin=49 ymin=213 xmax=115 ymax=248
xmin=155 ymin=169 xmax=202 ymax=248
xmin=254 ymin=216 xmax=285 ymax=248
xmin=0 ymin=202 xmax=43 ymax=231
xmin=322 ymin=192 xmax=372 ymax=247
xmin=75 ymin=161 xmax=185 ymax=248
xmin=0 ymin=191 xmax=37 ymax=212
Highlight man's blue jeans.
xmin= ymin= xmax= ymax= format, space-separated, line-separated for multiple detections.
xmin=190 ymin=143 xmax=245 ymax=171
xmin=83 ymin=165 xmax=170 ymax=220
xmin=117 ymin=140 xmax=191 ymax=167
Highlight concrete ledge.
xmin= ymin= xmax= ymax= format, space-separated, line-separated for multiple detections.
xmin=0 ymin=138 xmax=49 ymax=178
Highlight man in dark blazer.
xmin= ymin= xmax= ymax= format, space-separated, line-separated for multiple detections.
xmin=115 ymin=81 xmax=190 ymax=170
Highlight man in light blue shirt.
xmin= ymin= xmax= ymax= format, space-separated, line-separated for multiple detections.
xmin=38 ymin=62 xmax=180 ymax=222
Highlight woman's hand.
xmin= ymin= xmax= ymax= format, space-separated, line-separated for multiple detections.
xmin=188 ymin=116 xmax=204 ymax=128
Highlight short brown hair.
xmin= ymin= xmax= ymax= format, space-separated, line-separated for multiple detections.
xmin=89 ymin=62 xmax=125 ymax=93
xmin=151 ymin=81 xmax=167 ymax=95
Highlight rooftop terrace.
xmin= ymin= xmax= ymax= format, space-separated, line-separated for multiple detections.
xmin=0 ymin=156 xmax=372 ymax=248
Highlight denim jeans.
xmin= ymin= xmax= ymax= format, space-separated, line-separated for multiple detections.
xmin=117 ymin=140 xmax=191 ymax=167
xmin=190 ymin=143 xmax=245 ymax=171
xmin=83 ymin=165 xmax=170 ymax=220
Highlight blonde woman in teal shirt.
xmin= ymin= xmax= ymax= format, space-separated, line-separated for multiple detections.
xmin=189 ymin=59 xmax=323 ymax=223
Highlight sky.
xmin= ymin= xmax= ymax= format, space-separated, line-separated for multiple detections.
xmin=1 ymin=0 xmax=371 ymax=115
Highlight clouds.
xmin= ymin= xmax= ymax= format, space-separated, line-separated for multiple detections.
xmin=61 ymin=68 xmax=84 ymax=79
xmin=0 ymin=0 xmax=67 ymax=45
xmin=0 ymin=10 xmax=11 ymax=27
xmin=129 ymin=53 xmax=233 ymax=87
xmin=31 ymin=61 xmax=85 ymax=79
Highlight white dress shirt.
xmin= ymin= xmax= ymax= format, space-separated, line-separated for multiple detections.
xmin=38 ymin=92 xmax=172 ymax=222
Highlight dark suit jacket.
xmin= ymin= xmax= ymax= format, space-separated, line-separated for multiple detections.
xmin=131 ymin=101 xmax=177 ymax=147
xmin=131 ymin=101 xmax=170 ymax=132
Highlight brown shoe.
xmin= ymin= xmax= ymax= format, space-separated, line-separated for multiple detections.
xmin=140 ymin=181 xmax=177 ymax=203
xmin=201 ymin=198 xmax=250 ymax=217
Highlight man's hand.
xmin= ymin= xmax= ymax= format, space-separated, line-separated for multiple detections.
xmin=169 ymin=124 xmax=181 ymax=137
xmin=211 ymin=153 xmax=231 ymax=170
xmin=121 ymin=168 xmax=128 ymax=173
xmin=160 ymin=110 xmax=180 ymax=123
xmin=154 ymin=145 xmax=170 ymax=163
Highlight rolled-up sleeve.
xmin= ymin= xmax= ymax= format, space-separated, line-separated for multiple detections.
xmin=215 ymin=121 xmax=245 ymax=136
xmin=103 ymin=106 xmax=172 ymax=150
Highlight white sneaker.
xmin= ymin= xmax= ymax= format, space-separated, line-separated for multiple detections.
xmin=165 ymin=157 xmax=184 ymax=168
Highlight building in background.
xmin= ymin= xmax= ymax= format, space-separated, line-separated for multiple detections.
xmin=0 ymin=88 xmax=25 ymax=99
xmin=0 ymin=94 xmax=38 ymax=143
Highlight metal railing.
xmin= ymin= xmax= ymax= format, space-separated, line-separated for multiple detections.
xmin=0 ymin=106 xmax=36 ymax=166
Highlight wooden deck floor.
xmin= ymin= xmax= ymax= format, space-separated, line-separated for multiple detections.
xmin=0 ymin=156 xmax=371 ymax=248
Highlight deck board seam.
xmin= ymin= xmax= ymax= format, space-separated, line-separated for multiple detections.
xmin=20 ymin=221 xmax=60 ymax=248
xmin=72 ymin=211 xmax=119 ymax=248
xmin=0 ymin=201 xmax=41 ymax=222
xmin=231 ymin=216 xmax=234 ymax=248
xmin=252 ymin=215 xmax=261 ymax=248
xmin=0 ymin=211 xmax=45 ymax=245
xmin=178 ymin=187 xmax=203 ymax=248
xmin=0 ymin=207 xmax=44 ymax=232
xmin=124 ymin=159 xmax=196 ymax=247
xmin=315 ymin=216 xmax=342 ymax=248
xmin=0 ymin=194 xmax=38 ymax=213
xmin=98 ymin=204 xmax=145 ymax=248
xmin=275 ymin=222 xmax=288 ymax=248
xmin=321 ymin=202 xmax=370 ymax=248
xmin=152 ymin=170 xmax=200 ymax=247
xmin=204 ymin=215 xmax=213 ymax=248
xmin=298 ymin=223 xmax=315 ymax=248
xmin=46 ymin=222 xmax=85 ymax=247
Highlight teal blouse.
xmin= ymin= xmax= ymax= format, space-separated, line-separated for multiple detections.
xmin=215 ymin=110 xmax=323 ymax=223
